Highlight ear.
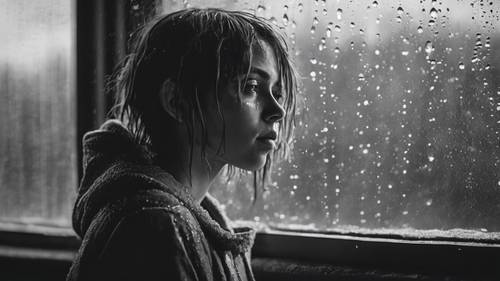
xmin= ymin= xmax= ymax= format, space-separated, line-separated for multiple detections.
xmin=159 ymin=79 xmax=183 ymax=122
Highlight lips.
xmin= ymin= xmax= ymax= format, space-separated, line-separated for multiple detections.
xmin=256 ymin=131 xmax=278 ymax=151
xmin=257 ymin=131 xmax=278 ymax=141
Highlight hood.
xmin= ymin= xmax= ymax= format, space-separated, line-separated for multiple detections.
xmin=72 ymin=120 xmax=255 ymax=254
xmin=72 ymin=119 xmax=154 ymax=237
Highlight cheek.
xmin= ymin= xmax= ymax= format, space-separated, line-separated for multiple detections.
xmin=225 ymin=98 xmax=261 ymax=141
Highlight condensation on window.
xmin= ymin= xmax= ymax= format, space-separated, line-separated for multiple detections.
xmin=0 ymin=0 xmax=76 ymax=227
xmin=159 ymin=0 xmax=500 ymax=237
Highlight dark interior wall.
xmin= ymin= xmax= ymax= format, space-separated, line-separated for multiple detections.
xmin=0 ymin=256 xmax=495 ymax=281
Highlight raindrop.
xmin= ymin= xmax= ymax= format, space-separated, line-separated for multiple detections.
xmin=397 ymin=6 xmax=404 ymax=15
xmin=401 ymin=50 xmax=409 ymax=56
xmin=257 ymin=5 xmax=266 ymax=13
xmin=358 ymin=73 xmax=365 ymax=81
xmin=430 ymin=7 xmax=438 ymax=18
xmin=428 ymin=19 xmax=436 ymax=26
xmin=372 ymin=1 xmax=379 ymax=8
xmin=318 ymin=37 xmax=327 ymax=51
xmin=326 ymin=27 xmax=332 ymax=38
xmin=335 ymin=25 xmax=341 ymax=32
xmin=132 ymin=4 xmax=140 ymax=10
xmin=426 ymin=199 xmax=433 ymax=206
xmin=424 ymin=41 xmax=434 ymax=54
xmin=334 ymin=47 xmax=340 ymax=53
xmin=313 ymin=17 xmax=320 ymax=25
xmin=417 ymin=26 xmax=423 ymax=33
xmin=310 ymin=25 xmax=316 ymax=34
xmin=337 ymin=8 xmax=343 ymax=20
xmin=298 ymin=2 xmax=303 ymax=13
xmin=282 ymin=14 xmax=289 ymax=25
xmin=310 ymin=58 xmax=318 ymax=64
xmin=350 ymin=22 xmax=356 ymax=28
xmin=458 ymin=62 xmax=465 ymax=70
xmin=428 ymin=155 xmax=435 ymax=162
xmin=374 ymin=49 xmax=380 ymax=55
xmin=310 ymin=71 xmax=317 ymax=78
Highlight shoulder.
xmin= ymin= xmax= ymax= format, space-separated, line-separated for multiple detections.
xmin=113 ymin=204 xmax=200 ymax=239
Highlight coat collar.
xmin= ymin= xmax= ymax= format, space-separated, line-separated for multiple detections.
xmin=76 ymin=119 xmax=255 ymax=255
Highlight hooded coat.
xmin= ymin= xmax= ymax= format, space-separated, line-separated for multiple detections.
xmin=66 ymin=120 xmax=256 ymax=281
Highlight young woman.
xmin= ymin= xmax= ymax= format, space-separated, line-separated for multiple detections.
xmin=67 ymin=8 xmax=297 ymax=281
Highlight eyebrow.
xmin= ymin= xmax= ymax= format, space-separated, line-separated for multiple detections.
xmin=249 ymin=67 xmax=273 ymax=81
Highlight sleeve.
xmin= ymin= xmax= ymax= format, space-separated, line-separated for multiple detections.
xmin=96 ymin=208 xmax=202 ymax=281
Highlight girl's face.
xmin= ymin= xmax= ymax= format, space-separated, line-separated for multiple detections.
xmin=206 ymin=40 xmax=285 ymax=170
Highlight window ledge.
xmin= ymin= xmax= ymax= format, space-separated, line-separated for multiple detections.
xmin=252 ymin=230 xmax=500 ymax=278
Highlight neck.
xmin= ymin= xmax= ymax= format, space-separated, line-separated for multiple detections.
xmin=154 ymin=134 xmax=225 ymax=204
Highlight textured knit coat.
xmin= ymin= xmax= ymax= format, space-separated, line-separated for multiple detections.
xmin=66 ymin=120 xmax=256 ymax=281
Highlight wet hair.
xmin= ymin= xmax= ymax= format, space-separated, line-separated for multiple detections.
xmin=111 ymin=8 xmax=297 ymax=198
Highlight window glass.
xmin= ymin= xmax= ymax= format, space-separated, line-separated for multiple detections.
xmin=0 ymin=0 xmax=75 ymax=227
xmin=158 ymin=0 xmax=500 ymax=238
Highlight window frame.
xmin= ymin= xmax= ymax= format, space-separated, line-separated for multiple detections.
xmin=0 ymin=1 xmax=499 ymax=279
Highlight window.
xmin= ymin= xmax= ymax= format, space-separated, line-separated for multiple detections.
xmin=0 ymin=0 xmax=76 ymax=228
xmin=0 ymin=1 xmax=497 ymax=279
xmin=159 ymin=1 xmax=500 ymax=239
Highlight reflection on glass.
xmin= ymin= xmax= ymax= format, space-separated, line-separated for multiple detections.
xmin=159 ymin=0 xmax=500 ymax=237
xmin=0 ymin=0 xmax=75 ymax=227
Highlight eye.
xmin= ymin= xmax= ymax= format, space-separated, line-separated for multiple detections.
xmin=244 ymin=79 xmax=259 ymax=94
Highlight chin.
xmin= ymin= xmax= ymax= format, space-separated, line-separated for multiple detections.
xmin=233 ymin=153 xmax=268 ymax=171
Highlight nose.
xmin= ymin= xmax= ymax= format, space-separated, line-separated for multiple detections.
xmin=262 ymin=93 xmax=285 ymax=124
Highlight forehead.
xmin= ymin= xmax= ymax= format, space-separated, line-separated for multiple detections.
xmin=250 ymin=40 xmax=279 ymax=82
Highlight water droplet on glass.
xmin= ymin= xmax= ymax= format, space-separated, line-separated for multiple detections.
xmin=350 ymin=22 xmax=356 ymax=28
xmin=426 ymin=199 xmax=433 ymax=206
xmin=282 ymin=14 xmax=289 ymax=25
xmin=428 ymin=19 xmax=436 ymax=26
xmin=310 ymin=71 xmax=317 ymax=78
xmin=334 ymin=47 xmax=340 ymax=53
xmin=326 ymin=27 xmax=332 ymax=38
xmin=458 ymin=62 xmax=465 ymax=70
xmin=298 ymin=2 xmax=304 ymax=13
xmin=335 ymin=25 xmax=341 ymax=32
xmin=430 ymin=7 xmax=438 ymax=18
xmin=372 ymin=1 xmax=379 ymax=8
xmin=310 ymin=58 xmax=317 ymax=64
xmin=310 ymin=25 xmax=316 ymax=34
xmin=417 ymin=26 xmax=423 ymax=33
xmin=402 ymin=50 xmax=409 ymax=56
xmin=424 ymin=41 xmax=434 ymax=54
xmin=313 ymin=16 xmax=319 ymax=25
xmin=397 ymin=6 xmax=404 ymax=15
xmin=374 ymin=49 xmax=380 ymax=55
xmin=428 ymin=155 xmax=435 ymax=162
xmin=358 ymin=73 xmax=365 ymax=81
xmin=337 ymin=8 xmax=343 ymax=20
xmin=257 ymin=5 xmax=266 ymax=13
